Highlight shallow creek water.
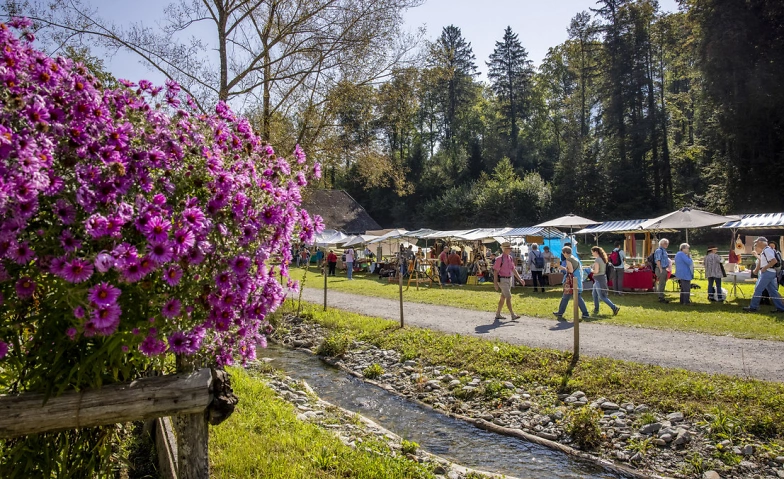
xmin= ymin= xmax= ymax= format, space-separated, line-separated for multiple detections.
xmin=261 ymin=345 xmax=630 ymax=479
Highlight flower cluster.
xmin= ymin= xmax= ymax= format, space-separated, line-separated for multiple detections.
xmin=0 ymin=19 xmax=322 ymax=367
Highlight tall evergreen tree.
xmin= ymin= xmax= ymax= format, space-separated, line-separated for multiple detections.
xmin=486 ymin=26 xmax=533 ymax=165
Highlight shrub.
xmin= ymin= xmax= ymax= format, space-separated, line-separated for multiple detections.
xmin=363 ymin=363 xmax=384 ymax=379
xmin=0 ymin=19 xmax=322 ymax=477
xmin=317 ymin=332 xmax=351 ymax=357
xmin=564 ymin=406 xmax=603 ymax=450
xmin=400 ymin=439 xmax=419 ymax=455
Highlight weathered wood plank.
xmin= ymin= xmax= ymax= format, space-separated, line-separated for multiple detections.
xmin=0 ymin=369 xmax=213 ymax=438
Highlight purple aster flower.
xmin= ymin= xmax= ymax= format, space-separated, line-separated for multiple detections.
xmin=74 ymin=306 xmax=86 ymax=318
xmin=294 ymin=144 xmax=307 ymax=164
xmin=60 ymin=230 xmax=82 ymax=252
xmin=139 ymin=334 xmax=167 ymax=356
xmin=148 ymin=241 xmax=174 ymax=264
xmin=88 ymin=282 xmax=121 ymax=307
xmin=84 ymin=214 xmax=108 ymax=239
xmin=163 ymin=265 xmax=183 ymax=286
xmin=167 ymin=331 xmax=191 ymax=354
xmin=94 ymin=252 xmax=115 ymax=273
xmin=53 ymin=199 xmax=76 ymax=224
xmin=143 ymin=216 xmax=171 ymax=242
xmin=261 ymin=206 xmax=283 ymax=225
xmin=231 ymin=255 xmax=250 ymax=276
xmin=215 ymin=271 xmax=232 ymax=290
xmin=122 ymin=260 xmax=145 ymax=283
xmin=15 ymin=277 xmax=36 ymax=299
xmin=313 ymin=162 xmax=322 ymax=179
xmin=66 ymin=327 xmax=78 ymax=340
xmin=172 ymin=228 xmax=195 ymax=253
xmin=138 ymin=255 xmax=156 ymax=275
xmin=61 ymin=258 xmax=94 ymax=283
xmin=187 ymin=247 xmax=205 ymax=265
xmin=91 ymin=303 xmax=122 ymax=328
xmin=8 ymin=241 xmax=35 ymax=264
xmin=0 ymin=341 xmax=7 ymax=359
xmin=162 ymin=298 xmax=181 ymax=318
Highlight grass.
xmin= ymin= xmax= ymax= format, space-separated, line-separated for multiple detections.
xmin=210 ymin=367 xmax=436 ymax=479
xmin=277 ymin=303 xmax=784 ymax=444
xmin=289 ymin=267 xmax=784 ymax=341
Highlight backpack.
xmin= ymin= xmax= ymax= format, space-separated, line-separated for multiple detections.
xmin=609 ymin=250 xmax=622 ymax=267
xmin=533 ymin=250 xmax=545 ymax=269
xmin=646 ymin=251 xmax=657 ymax=270
xmin=605 ymin=259 xmax=615 ymax=279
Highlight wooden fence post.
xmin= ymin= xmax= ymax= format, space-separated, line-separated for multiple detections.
xmin=398 ymin=255 xmax=404 ymax=328
xmin=175 ymin=356 xmax=209 ymax=479
xmin=323 ymin=248 xmax=328 ymax=312
xmin=573 ymin=273 xmax=580 ymax=363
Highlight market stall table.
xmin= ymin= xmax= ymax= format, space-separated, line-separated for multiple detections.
xmin=727 ymin=270 xmax=755 ymax=298
xmin=622 ymin=269 xmax=656 ymax=291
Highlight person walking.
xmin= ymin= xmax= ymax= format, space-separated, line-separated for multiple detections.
xmin=591 ymin=246 xmax=620 ymax=316
xmin=674 ymin=243 xmax=694 ymax=304
xmin=447 ymin=249 xmax=463 ymax=285
xmin=326 ymin=250 xmax=338 ymax=277
xmin=493 ymin=242 xmax=525 ymax=320
xmin=438 ymin=247 xmax=449 ymax=286
xmin=345 ymin=247 xmax=355 ymax=280
xmin=609 ymin=242 xmax=626 ymax=295
xmin=527 ymin=243 xmax=545 ymax=293
xmin=553 ymin=246 xmax=590 ymax=320
xmin=743 ymin=237 xmax=784 ymax=313
xmin=703 ymin=246 xmax=724 ymax=302
xmin=654 ymin=238 xmax=671 ymax=303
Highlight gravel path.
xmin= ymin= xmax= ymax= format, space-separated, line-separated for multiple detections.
xmin=299 ymin=286 xmax=784 ymax=382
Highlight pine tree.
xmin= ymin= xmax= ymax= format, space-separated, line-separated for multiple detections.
xmin=487 ymin=26 xmax=533 ymax=163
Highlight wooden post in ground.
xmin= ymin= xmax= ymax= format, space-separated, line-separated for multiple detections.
xmin=323 ymin=247 xmax=328 ymax=312
xmin=398 ymin=255 xmax=404 ymax=328
xmin=573 ymin=273 xmax=580 ymax=363
xmin=175 ymin=355 xmax=209 ymax=479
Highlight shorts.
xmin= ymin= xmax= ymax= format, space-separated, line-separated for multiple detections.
xmin=499 ymin=277 xmax=512 ymax=299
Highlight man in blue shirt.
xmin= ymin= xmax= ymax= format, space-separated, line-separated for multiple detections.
xmin=654 ymin=238 xmax=671 ymax=303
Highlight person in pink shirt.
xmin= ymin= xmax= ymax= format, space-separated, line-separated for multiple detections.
xmin=493 ymin=242 xmax=525 ymax=320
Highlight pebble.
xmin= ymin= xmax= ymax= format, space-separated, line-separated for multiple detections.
xmin=775 ymin=456 xmax=784 ymax=465
xmin=659 ymin=433 xmax=673 ymax=443
xmin=702 ymin=472 xmax=721 ymax=479
xmin=640 ymin=422 xmax=662 ymax=435
xmin=673 ymin=428 xmax=691 ymax=446
xmin=537 ymin=431 xmax=558 ymax=441
xmin=742 ymin=444 xmax=754 ymax=456
xmin=739 ymin=460 xmax=757 ymax=470
xmin=600 ymin=401 xmax=620 ymax=410
xmin=448 ymin=379 xmax=461 ymax=388
xmin=634 ymin=404 xmax=650 ymax=413
xmin=667 ymin=412 xmax=684 ymax=423
xmin=503 ymin=381 xmax=515 ymax=389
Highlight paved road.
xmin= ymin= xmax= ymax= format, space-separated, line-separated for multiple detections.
xmin=299 ymin=286 xmax=784 ymax=382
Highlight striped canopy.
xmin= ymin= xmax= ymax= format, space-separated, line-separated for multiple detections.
xmin=716 ymin=213 xmax=784 ymax=230
xmin=504 ymin=227 xmax=566 ymax=238
xmin=575 ymin=219 xmax=677 ymax=235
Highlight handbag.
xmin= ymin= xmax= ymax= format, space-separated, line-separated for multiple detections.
xmin=719 ymin=262 xmax=727 ymax=278
xmin=563 ymin=273 xmax=574 ymax=296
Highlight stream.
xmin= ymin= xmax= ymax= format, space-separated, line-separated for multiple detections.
xmin=260 ymin=344 xmax=630 ymax=479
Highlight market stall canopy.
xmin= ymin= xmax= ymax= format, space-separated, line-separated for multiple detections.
xmin=458 ymin=228 xmax=514 ymax=241
xmin=504 ymin=226 xmax=566 ymax=238
xmin=341 ymin=234 xmax=379 ymax=247
xmin=312 ymin=230 xmax=350 ymax=247
xmin=421 ymin=229 xmax=479 ymax=240
xmin=575 ymin=219 xmax=677 ymax=235
xmin=639 ymin=208 xmax=739 ymax=231
xmin=535 ymin=214 xmax=599 ymax=230
xmin=715 ymin=213 xmax=784 ymax=230
xmin=368 ymin=229 xmax=409 ymax=244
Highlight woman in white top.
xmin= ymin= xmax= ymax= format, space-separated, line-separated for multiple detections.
xmin=345 ymin=248 xmax=355 ymax=280
xmin=591 ymin=246 xmax=620 ymax=316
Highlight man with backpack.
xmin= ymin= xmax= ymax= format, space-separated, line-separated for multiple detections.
xmin=527 ymin=243 xmax=545 ymax=293
xmin=609 ymin=242 xmax=626 ymax=295
xmin=744 ymin=237 xmax=784 ymax=313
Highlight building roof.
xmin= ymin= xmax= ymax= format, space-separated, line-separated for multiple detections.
xmin=301 ymin=190 xmax=381 ymax=235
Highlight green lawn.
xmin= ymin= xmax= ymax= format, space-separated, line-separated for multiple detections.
xmin=210 ymin=367 xmax=435 ymax=479
xmin=279 ymin=304 xmax=784 ymax=445
xmin=289 ymin=267 xmax=784 ymax=341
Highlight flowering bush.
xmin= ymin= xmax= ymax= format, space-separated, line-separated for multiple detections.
xmin=0 ymin=17 xmax=323 ymax=391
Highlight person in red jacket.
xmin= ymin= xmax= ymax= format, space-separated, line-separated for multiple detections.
xmin=326 ymin=250 xmax=338 ymax=277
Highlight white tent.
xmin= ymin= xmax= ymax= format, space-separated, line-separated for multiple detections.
xmin=312 ymin=230 xmax=350 ymax=247
xmin=536 ymin=214 xmax=599 ymax=235
xmin=342 ymin=234 xmax=379 ymax=247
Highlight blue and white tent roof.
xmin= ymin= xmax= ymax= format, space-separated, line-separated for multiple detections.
xmin=717 ymin=213 xmax=784 ymax=230
xmin=503 ymin=226 xmax=566 ymax=238
xmin=575 ymin=219 xmax=676 ymax=234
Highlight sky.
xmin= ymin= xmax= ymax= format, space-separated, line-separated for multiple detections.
xmin=94 ymin=0 xmax=680 ymax=85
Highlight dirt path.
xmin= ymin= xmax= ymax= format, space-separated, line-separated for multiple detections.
xmin=298 ymin=286 xmax=784 ymax=382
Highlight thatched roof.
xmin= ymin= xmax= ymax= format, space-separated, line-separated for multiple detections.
xmin=301 ymin=190 xmax=381 ymax=235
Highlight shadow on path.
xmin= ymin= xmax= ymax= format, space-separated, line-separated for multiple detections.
xmin=549 ymin=319 xmax=574 ymax=331
xmin=475 ymin=318 xmax=517 ymax=334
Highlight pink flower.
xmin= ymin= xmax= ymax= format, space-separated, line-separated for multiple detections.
xmin=143 ymin=216 xmax=171 ymax=242
xmin=0 ymin=341 xmax=8 ymax=359
xmin=162 ymin=298 xmax=181 ymax=318
xmin=8 ymin=241 xmax=35 ymax=264
xmin=15 ymin=277 xmax=36 ymax=299
xmin=91 ymin=303 xmax=122 ymax=329
xmin=94 ymin=252 xmax=115 ymax=273
xmin=163 ymin=265 xmax=183 ymax=286
xmin=73 ymin=306 xmax=86 ymax=318
xmin=66 ymin=327 xmax=78 ymax=340
xmin=88 ymin=282 xmax=121 ymax=307
xmin=61 ymin=258 xmax=93 ymax=283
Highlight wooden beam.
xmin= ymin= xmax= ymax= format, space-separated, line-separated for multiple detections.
xmin=0 ymin=369 xmax=213 ymax=439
